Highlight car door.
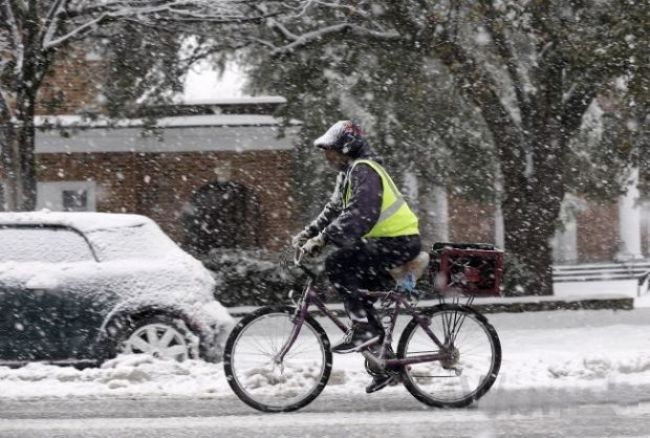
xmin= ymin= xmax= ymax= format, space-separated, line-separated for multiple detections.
xmin=0 ymin=225 xmax=98 ymax=362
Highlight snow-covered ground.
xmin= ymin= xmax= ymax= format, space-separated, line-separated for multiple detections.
xmin=2 ymin=279 xmax=650 ymax=404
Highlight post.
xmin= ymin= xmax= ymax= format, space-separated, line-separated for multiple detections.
xmin=616 ymin=168 xmax=642 ymax=261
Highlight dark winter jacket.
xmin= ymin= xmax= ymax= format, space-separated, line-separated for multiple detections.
xmin=305 ymin=145 xmax=385 ymax=247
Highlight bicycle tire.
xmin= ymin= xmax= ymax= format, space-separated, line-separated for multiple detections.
xmin=223 ymin=306 xmax=332 ymax=412
xmin=397 ymin=303 xmax=501 ymax=408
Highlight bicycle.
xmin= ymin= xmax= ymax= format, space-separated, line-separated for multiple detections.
xmin=223 ymin=244 xmax=503 ymax=413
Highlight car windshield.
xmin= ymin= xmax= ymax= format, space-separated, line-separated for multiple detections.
xmin=85 ymin=222 xmax=183 ymax=261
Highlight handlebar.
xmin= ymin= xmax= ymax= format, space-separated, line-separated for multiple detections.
xmin=292 ymin=247 xmax=317 ymax=280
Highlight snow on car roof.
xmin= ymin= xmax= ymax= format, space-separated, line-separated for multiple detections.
xmin=0 ymin=211 xmax=150 ymax=233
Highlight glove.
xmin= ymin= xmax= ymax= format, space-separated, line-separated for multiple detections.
xmin=301 ymin=234 xmax=326 ymax=257
xmin=291 ymin=229 xmax=312 ymax=249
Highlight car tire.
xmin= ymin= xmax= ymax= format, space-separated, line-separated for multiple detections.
xmin=103 ymin=313 xmax=200 ymax=362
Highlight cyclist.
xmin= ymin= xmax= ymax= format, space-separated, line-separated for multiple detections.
xmin=292 ymin=120 xmax=421 ymax=393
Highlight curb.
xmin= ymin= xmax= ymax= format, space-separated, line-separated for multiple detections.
xmin=226 ymin=294 xmax=634 ymax=317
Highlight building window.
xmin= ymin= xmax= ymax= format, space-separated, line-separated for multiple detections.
xmin=37 ymin=181 xmax=96 ymax=212
xmin=62 ymin=189 xmax=88 ymax=211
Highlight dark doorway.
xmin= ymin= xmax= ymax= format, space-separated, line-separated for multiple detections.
xmin=183 ymin=181 xmax=261 ymax=255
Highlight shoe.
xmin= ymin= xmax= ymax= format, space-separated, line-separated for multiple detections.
xmin=366 ymin=373 xmax=400 ymax=394
xmin=331 ymin=323 xmax=382 ymax=354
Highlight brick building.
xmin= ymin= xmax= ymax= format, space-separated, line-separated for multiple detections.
xmin=34 ymin=106 xmax=296 ymax=254
xmin=31 ymin=111 xmax=650 ymax=263
xmin=417 ymin=182 xmax=649 ymax=264
xmin=18 ymin=49 xmax=650 ymax=263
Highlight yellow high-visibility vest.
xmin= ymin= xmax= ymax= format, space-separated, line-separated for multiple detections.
xmin=344 ymin=159 xmax=419 ymax=238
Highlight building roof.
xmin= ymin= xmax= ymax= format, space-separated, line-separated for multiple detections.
xmin=35 ymin=114 xmax=298 ymax=154
xmin=34 ymin=114 xmax=285 ymax=129
xmin=178 ymin=96 xmax=287 ymax=106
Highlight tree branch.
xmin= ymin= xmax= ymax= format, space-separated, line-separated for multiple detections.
xmin=44 ymin=0 xmax=66 ymax=23
xmin=307 ymin=0 xmax=371 ymax=19
xmin=268 ymin=19 xmax=402 ymax=56
xmin=1 ymin=0 xmax=23 ymax=79
xmin=0 ymin=84 xmax=13 ymax=121
xmin=43 ymin=12 xmax=113 ymax=50
xmin=41 ymin=0 xmax=68 ymax=50
xmin=562 ymin=83 xmax=597 ymax=138
xmin=43 ymin=0 xmax=272 ymax=50
xmin=480 ymin=0 xmax=531 ymax=132
xmin=434 ymin=31 xmax=530 ymax=213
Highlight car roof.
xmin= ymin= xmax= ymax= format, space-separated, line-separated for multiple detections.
xmin=0 ymin=211 xmax=151 ymax=234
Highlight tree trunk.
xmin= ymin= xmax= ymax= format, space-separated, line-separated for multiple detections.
xmin=417 ymin=177 xmax=449 ymax=248
xmin=0 ymin=94 xmax=16 ymax=210
xmin=9 ymin=3 xmax=44 ymax=212
xmin=16 ymin=117 xmax=37 ymax=211
xmin=1 ymin=115 xmax=37 ymax=212
xmin=0 ymin=124 xmax=20 ymax=211
xmin=501 ymin=204 xmax=556 ymax=295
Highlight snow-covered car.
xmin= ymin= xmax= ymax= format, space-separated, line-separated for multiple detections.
xmin=0 ymin=211 xmax=233 ymax=366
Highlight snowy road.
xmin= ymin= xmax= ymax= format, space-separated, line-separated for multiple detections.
xmin=2 ymin=393 xmax=650 ymax=437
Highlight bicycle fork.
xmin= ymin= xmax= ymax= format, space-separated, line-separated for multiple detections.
xmin=273 ymin=282 xmax=317 ymax=366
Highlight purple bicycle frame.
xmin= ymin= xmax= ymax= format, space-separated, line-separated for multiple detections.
xmin=274 ymin=277 xmax=451 ymax=372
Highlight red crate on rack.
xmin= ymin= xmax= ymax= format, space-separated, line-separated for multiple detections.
xmin=430 ymin=243 xmax=504 ymax=297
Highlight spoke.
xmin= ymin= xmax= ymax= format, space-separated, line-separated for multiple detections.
xmin=411 ymin=374 xmax=460 ymax=378
xmin=441 ymin=311 xmax=450 ymax=343
xmin=450 ymin=313 xmax=469 ymax=345
xmin=282 ymin=340 xmax=321 ymax=358
xmin=270 ymin=316 xmax=285 ymax=356
xmin=242 ymin=334 xmax=275 ymax=357
xmin=235 ymin=351 xmax=275 ymax=356
xmin=457 ymin=343 xmax=489 ymax=355
xmin=129 ymin=336 xmax=153 ymax=353
xmin=165 ymin=345 xmax=187 ymax=358
xmin=146 ymin=327 xmax=158 ymax=346
xmin=278 ymin=319 xmax=293 ymax=356
xmin=158 ymin=328 xmax=176 ymax=348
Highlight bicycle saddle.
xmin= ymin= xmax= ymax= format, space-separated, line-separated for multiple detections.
xmin=389 ymin=251 xmax=430 ymax=283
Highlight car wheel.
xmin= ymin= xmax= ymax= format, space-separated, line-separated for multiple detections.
xmin=107 ymin=314 xmax=200 ymax=362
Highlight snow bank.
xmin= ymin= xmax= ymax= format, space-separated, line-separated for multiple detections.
xmin=0 ymin=355 xmax=229 ymax=398
xmin=496 ymin=324 xmax=650 ymax=392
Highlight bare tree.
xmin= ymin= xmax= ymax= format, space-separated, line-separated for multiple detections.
xmin=0 ymin=0 xmax=270 ymax=211
xmin=251 ymin=0 xmax=649 ymax=295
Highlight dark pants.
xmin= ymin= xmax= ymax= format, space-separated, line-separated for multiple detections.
xmin=325 ymin=235 xmax=422 ymax=330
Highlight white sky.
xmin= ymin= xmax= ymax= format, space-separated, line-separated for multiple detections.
xmin=182 ymin=61 xmax=248 ymax=101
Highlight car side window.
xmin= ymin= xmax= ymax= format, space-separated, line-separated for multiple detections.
xmin=0 ymin=227 xmax=95 ymax=263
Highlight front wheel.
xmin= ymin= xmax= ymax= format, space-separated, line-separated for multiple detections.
xmin=223 ymin=306 xmax=332 ymax=412
xmin=397 ymin=304 xmax=501 ymax=408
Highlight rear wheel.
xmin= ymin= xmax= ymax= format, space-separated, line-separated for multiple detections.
xmin=224 ymin=306 xmax=332 ymax=412
xmin=122 ymin=317 xmax=196 ymax=361
xmin=104 ymin=313 xmax=200 ymax=362
xmin=398 ymin=304 xmax=501 ymax=408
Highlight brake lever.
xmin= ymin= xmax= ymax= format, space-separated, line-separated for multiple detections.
xmin=294 ymin=248 xmax=305 ymax=266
